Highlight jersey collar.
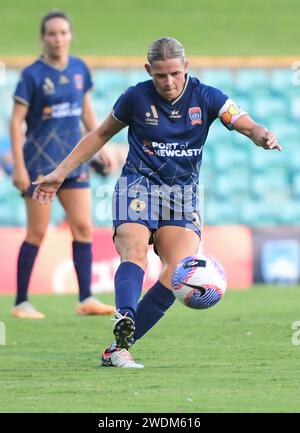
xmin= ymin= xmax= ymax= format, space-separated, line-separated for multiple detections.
xmin=171 ymin=74 xmax=190 ymax=105
xmin=39 ymin=56 xmax=70 ymax=72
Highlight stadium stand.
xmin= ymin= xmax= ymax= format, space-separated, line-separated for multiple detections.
xmin=0 ymin=67 xmax=298 ymax=227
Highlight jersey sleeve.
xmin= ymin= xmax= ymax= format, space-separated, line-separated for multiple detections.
xmin=13 ymin=68 xmax=35 ymax=106
xmin=218 ymin=98 xmax=248 ymax=130
xmin=206 ymin=86 xmax=229 ymax=123
xmin=112 ymin=87 xmax=134 ymax=125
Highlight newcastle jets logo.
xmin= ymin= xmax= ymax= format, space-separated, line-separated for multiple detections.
xmin=145 ymin=105 xmax=158 ymax=126
xmin=168 ymin=110 xmax=181 ymax=119
xmin=189 ymin=107 xmax=203 ymax=125
xmin=74 ymin=74 xmax=83 ymax=90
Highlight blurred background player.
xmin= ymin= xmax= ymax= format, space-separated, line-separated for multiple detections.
xmin=10 ymin=10 xmax=115 ymax=319
xmin=32 ymin=37 xmax=281 ymax=366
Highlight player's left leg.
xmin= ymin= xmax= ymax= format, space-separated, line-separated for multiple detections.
xmin=58 ymin=187 xmax=115 ymax=315
xmin=134 ymin=226 xmax=200 ymax=341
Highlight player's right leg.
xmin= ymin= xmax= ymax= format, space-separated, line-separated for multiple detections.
xmin=100 ymin=173 xmax=157 ymax=367
xmin=101 ymin=222 xmax=150 ymax=368
xmin=113 ymin=223 xmax=150 ymax=343
xmin=12 ymin=196 xmax=51 ymax=319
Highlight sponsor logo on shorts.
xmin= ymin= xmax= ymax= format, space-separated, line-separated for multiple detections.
xmin=130 ymin=199 xmax=146 ymax=212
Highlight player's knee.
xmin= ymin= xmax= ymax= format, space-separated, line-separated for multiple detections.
xmin=71 ymin=220 xmax=93 ymax=240
xmin=26 ymin=227 xmax=47 ymax=245
xmin=121 ymin=243 xmax=148 ymax=268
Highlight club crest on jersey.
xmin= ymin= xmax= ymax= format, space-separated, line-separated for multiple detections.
xmin=43 ymin=77 xmax=55 ymax=95
xmin=145 ymin=105 xmax=158 ymax=126
xmin=189 ymin=107 xmax=202 ymax=125
xmin=74 ymin=74 xmax=83 ymax=90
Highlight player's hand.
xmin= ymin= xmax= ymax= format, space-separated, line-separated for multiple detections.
xmin=260 ymin=130 xmax=282 ymax=151
xmin=252 ymin=126 xmax=282 ymax=151
xmin=98 ymin=148 xmax=113 ymax=174
xmin=32 ymin=171 xmax=65 ymax=205
xmin=12 ymin=166 xmax=31 ymax=192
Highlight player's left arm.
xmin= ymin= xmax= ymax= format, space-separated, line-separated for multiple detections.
xmin=82 ymin=92 xmax=113 ymax=172
xmin=233 ymin=114 xmax=282 ymax=151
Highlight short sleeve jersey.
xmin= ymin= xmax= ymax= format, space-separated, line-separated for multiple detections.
xmin=113 ymin=76 xmax=245 ymax=187
xmin=14 ymin=56 xmax=92 ymax=179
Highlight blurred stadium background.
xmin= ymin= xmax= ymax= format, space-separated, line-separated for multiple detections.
xmin=1 ymin=0 xmax=300 ymax=414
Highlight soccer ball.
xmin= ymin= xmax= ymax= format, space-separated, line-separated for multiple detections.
xmin=171 ymin=255 xmax=227 ymax=309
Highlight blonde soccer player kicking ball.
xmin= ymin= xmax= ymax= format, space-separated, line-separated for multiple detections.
xmin=33 ymin=37 xmax=281 ymax=367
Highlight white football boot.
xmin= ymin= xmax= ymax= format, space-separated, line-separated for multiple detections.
xmin=101 ymin=348 xmax=144 ymax=368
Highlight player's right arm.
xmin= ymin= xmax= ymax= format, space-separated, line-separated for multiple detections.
xmin=33 ymin=113 xmax=125 ymax=205
xmin=232 ymin=115 xmax=282 ymax=151
xmin=10 ymin=102 xmax=31 ymax=192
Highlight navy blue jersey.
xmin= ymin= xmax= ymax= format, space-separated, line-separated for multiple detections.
xmin=113 ymin=75 xmax=246 ymax=187
xmin=14 ymin=56 xmax=92 ymax=179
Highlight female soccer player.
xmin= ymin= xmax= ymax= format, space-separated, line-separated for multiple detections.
xmin=32 ymin=37 xmax=281 ymax=365
xmin=10 ymin=11 xmax=115 ymax=319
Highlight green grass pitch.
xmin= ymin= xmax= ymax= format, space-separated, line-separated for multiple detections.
xmin=0 ymin=286 xmax=300 ymax=413
xmin=1 ymin=0 xmax=300 ymax=415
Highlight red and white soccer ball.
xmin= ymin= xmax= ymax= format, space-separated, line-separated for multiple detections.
xmin=172 ymin=255 xmax=227 ymax=309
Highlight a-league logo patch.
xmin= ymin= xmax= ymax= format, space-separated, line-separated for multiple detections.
xmin=145 ymin=105 xmax=158 ymax=126
xmin=74 ymin=74 xmax=83 ymax=90
xmin=189 ymin=107 xmax=202 ymax=125
xmin=43 ymin=77 xmax=55 ymax=95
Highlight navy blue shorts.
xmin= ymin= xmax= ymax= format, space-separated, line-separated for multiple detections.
xmin=23 ymin=174 xmax=90 ymax=197
xmin=112 ymin=174 xmax=202 ymax=242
